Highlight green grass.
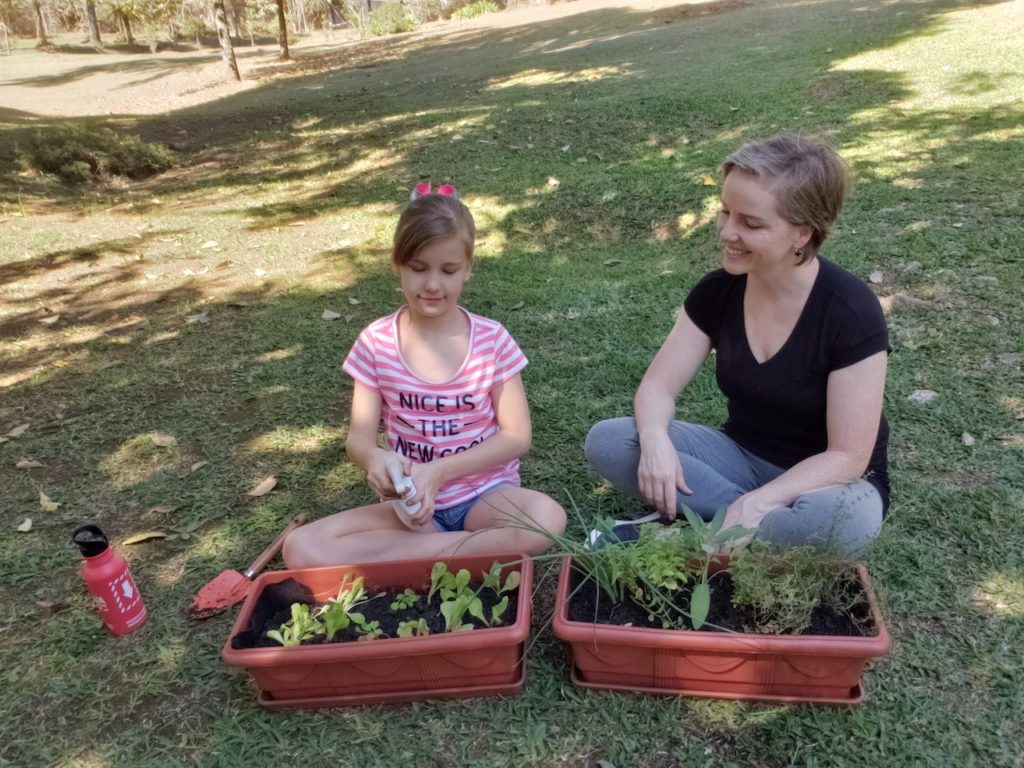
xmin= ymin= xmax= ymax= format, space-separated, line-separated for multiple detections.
xmin=1 ymin=0 xmax=1023 ymax=765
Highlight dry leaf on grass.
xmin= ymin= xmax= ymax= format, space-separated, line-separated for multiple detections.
xmin=17 ymin=518 xmax=33 ymax=532
xmin=200 ymin=240 xmax=220 ymax=249
xmin=16 ymin=459 xmax=43 ymax=469
xmin=322 ymin=309 xmax=342 ymax=321
xmin=254 ymin=268 xmax=268 ymax=277
xmin=603 ymin=259 xmax=622 ymax=266
xmin=702 ymin=175 xmax=716 ymax=186
xmin=146 ymin=506 xmax=178 ymax=515
xmin=348 ymin=297 xmax=361 ymax=306
xmin=869 ymin=270 xmax=884 ymax=284
xmin=186 ymin=312 xmax=209 ymax=325
xmin=150 ymin=432 xmax=178 ymax=447
xmin=508 ymin=301 xmax=526 ymax=311
xmin=246 ymin=476 xmax=278 ymax=497
xmin=123 ymin=531 xmax=168 ymax=545
xmin=6 ymin=423 xmax=30 ymax=438
xmin=39 ymin=490 xmax=61 ymax=512
xmin=39 ymin=315 xmax=61 ymax=326
xmin=189 ymin=461 xmax=208 ymax=473
xmin=961 ymin=432 xmax=976 ymax=447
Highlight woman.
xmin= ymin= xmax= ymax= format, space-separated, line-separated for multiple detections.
xmin=585 ymin=136 xmax=889 ymax=554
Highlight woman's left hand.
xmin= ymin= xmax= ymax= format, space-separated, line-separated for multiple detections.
xmin=723 ymin=491 xmax=775 ymax=539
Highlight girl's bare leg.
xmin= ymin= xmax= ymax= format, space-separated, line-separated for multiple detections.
xmin=283 ymin=489 xmax=566 ymax=568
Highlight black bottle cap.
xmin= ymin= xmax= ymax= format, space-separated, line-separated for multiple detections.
xmin=72 ymin=525 xmax=109 ymax=558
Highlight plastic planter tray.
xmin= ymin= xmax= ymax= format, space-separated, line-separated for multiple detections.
xmin=222 ymin=553 xmax=532 ymax=708
xmin=551 ymin=556 xmax=889 ymax=704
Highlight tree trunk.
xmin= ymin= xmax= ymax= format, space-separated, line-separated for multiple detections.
xmin=84 ymin=0 xmax=101 ymax=46
xmin=2 ymin=21 xmax=10 ymax=55
xmin=214 ymin=0 xmax=240 ymax=81
xmin=33 ymin=0 xmax=48 ymax=44
xmin=275 ymin=0 xmax=289 ymax=60
xmin=120 ymin=12 xmax=135 ymax=46
xmin=228 ymin=0 xmax=241 ymax=40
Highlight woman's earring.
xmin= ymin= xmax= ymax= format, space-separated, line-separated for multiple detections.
xmin=795 ymin=247 xmax=804 ymax=259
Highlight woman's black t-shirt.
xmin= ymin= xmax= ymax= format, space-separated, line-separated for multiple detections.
xmin=683 ymin=258 xmax=891 ymax=512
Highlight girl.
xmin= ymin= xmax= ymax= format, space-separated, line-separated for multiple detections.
xmin=284 ymin=188 xmax=566 ymax=567
xmin=586 ymin=136 xmax=889 ymax=554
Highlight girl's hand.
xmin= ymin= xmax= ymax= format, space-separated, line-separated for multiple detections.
xmin=637 ymin=430 xmax=691 ymax=519
xmin=366 ymin=450 xmax=409 ymax=500
xmin=406 ymin=462 xmax=444 ymax=525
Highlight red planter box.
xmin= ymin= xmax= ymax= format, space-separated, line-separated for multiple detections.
xmin=221 ymin=554 xmax=532 ymax=709
xmin=552 ymin=556 xmax=890 ymax=704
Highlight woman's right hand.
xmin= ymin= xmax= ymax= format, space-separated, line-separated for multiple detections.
xmin=637 ymin=431 xmax=691 ymax=519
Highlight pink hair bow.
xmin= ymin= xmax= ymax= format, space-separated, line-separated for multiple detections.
xmin=410 ymin=182 xmax=458 ymax=201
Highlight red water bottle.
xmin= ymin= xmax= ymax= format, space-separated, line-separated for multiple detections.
xmin=72 ymin=525 xmax=147 ymax=636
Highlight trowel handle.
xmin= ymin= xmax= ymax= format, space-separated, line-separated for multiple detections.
xmin=243 ymin=513 xmax=307 ymax=579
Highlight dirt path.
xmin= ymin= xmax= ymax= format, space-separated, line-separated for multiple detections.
xmin=0 ymin=0 xmax=710 ymax=118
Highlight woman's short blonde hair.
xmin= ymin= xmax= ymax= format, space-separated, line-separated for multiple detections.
xmin=392 ymin=194 xmax=475 ymax=268
xmin=722 ymin=135 xmax=852 ymax=264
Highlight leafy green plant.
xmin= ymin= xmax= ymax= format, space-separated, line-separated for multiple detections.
xmin=439 ymin=591 xmax=484 ymax=632
xmin=367 ymin=4 xmax=415 ymax=36
xmin=397 ymin=618 xmax=430 ymax=637
xmin=355 ymin=618 xmax=384 ymax=641
xmin=677 ymin=506 xmax=752 ymax=629
xmin=428 ymin=561 xmax=521 ymax=632
xmin=317 ymin=574 xmax=378 ymax=640
xmin=390 ymin=588 xmax=418 ymax=611
xmin=266 ymin=603 xmax=324 ymax=647
xmin=481 ymin=561 xmax=521 ymax=597
xmin=451 ymin=0 xmax=499 ymax=21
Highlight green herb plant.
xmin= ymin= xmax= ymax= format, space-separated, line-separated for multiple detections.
xmin=728 ymin=542 xmax=866 ymax=635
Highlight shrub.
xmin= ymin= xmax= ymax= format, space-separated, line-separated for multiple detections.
xmin=450 ymin=0 xmax=499 ymax=20
xmin=405 ymin=0 xmax=444 ymax=23
xmin=20 ymin=124 xmax=175 ymax=183
xmin=368 ymin=4 xmax=415 ymax=35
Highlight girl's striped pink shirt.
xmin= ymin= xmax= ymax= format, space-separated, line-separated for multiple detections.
xmin=343 ymin=307 xmax=528 ymax=509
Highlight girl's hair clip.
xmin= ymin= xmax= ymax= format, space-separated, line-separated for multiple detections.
xmin=410 ymin=182 xmax=458 ymax=201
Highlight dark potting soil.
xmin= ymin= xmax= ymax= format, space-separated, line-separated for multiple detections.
xmin=231 ymin=578 xmax=519 ymax=650
xmin=566 ymin=568 xmax=875 ymax=637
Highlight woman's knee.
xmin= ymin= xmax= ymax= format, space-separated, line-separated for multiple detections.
xmin=584 ymin=417 xmax=637 ymax=472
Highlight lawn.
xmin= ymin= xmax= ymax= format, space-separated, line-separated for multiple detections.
xmin=1 ymin=0 xmax=1022 ymax=765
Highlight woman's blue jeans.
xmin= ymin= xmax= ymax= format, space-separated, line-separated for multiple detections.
xmin=584 ymin=417 xmax=883 ymax=555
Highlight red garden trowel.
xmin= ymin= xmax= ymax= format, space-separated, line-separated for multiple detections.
xmin=188 ymin=513 xmax=306 ymax=620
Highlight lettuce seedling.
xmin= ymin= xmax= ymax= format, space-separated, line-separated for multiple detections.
xmin=355 ymin=618 xmax=383 ymax=641
xmin=266 ymin=603 xmax=324 ymax=646
xmin=481 ymin=561 xmax=521 ymax=597
xmin=316 ymin=574 xmax=380 ymax=641
xmin=397 ymin=618 xmax=430 ymax=637
xmin=390 ymin=588 xmax=418 ymax=611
